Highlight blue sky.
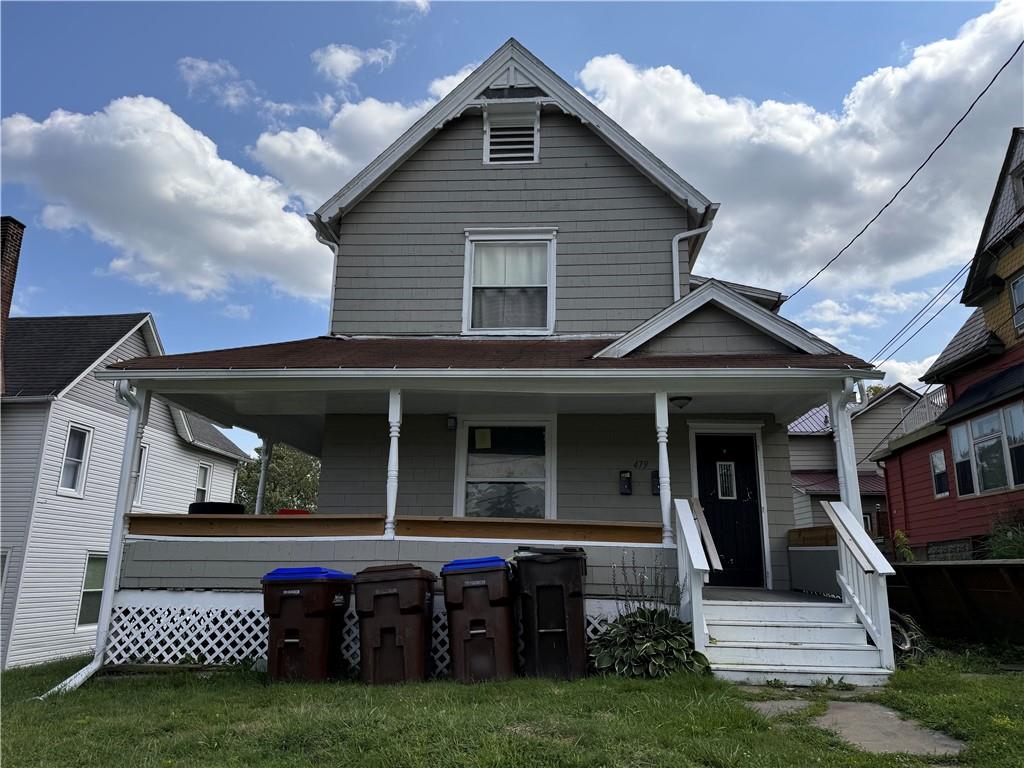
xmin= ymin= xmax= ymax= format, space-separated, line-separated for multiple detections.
xmin=2 ymin=1 xmax=1020 ymax=452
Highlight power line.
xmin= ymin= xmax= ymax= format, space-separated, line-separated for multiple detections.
xmin=784 ymin=37 xmax=1024 ymax=304
xmin=874 ymin=286 xmax=965 ymax=370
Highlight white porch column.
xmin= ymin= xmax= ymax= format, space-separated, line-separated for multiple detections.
xmin=829 ymin=380 xmax=864 ymax=521
xmin=253 ymin=439 xmax=274 ymax=515
xmin=655 ymin=392 xmax=675 ymax=546
xmin=385 ymin=389 xmax=402 ymax=539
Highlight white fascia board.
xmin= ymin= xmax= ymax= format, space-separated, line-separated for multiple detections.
xmin=314 ymin=39 xmax=711 ymax=225
xmin=55 ymin=314 xmax=157 ymax=400
xmin=594 ymin=280 xmax=839 ymax=359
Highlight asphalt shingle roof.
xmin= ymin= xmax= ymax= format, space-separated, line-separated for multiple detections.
xmin=181 ymin=410 xmax=251 ymax=461
xmin=922 ymin=309 xmax=1003 ymax=381
xmin=3 ymin=313 xmax=148 ymax=397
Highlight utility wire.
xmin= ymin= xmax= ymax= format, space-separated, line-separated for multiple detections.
xmin=784 ymin=37 xmax=1024 ymax=305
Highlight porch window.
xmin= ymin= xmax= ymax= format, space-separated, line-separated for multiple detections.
xmin=58 ymin=425 xmax=93 ymax=497
xmin=463 ymin=229 xmax=555 ymax=334
xmin=456 ymin=419 xmax=555 ymax=518
xmin=929 ymin=450 xmax=949 ymax=498
xmin=195 ymin=462 xmax=212 ymax=503
xmin=77 ymin=554 xmax=106 ymax=626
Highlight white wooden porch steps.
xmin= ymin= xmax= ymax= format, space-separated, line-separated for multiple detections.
xmin=702 ymin=599 xmax=892 ymax=686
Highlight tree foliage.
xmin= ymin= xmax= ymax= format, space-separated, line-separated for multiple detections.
xmin=235 ymin=443 xmax=320 ymax=514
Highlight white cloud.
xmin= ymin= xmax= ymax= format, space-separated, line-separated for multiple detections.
xmin=399 ymin=0 xmax=430 ymax=14
xmin=251 ymin=64 xmax=474 ymax=209
xmin=1 ymin=97 xmax=331 ymax=302
xmin=861 ymin=289 xmax=933 ymax=312
xmin=880 ymin=355 xmax=938 ymax=387
xmin=312 ymin=42 xmax=398 ymax=88
xmin=221 ymin=303 xmax=253 ymax=320
xmin=177 ymin=57 xmax=295 ymax=119
xmin=577 ymin=0 xmax=1022 ymax=293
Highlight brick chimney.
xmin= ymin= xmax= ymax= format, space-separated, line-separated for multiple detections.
xmin=2 ymin=216 xmax=26 ymax=393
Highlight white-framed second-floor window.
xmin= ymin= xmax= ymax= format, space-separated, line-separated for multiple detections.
xmin=929 ymin=449 xmax=949 ymax=498
xmin=454 ymin=416 xmax=556 ymax=519
xmin=1011 ymin=274 xmax=1024 ymax=334
xmin=949 ymin=401 xmax=1024 ymax=496
xmin=463 ymin=228 xmax=556 ymax=335
xmin=133 ymin=444 xmax=149 ymax=507
xmin=58 ymin=424 xmax=93 ymax=497
xmin=77 ymin=554 xmax=106 ymax=627
xmin=195 ymin=462 xmax=212 ymax=503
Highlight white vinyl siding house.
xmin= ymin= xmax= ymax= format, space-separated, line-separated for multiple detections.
xmin=1 ymin=317 xmax=245 ymax=669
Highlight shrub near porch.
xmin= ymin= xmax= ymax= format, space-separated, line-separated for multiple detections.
xmin=3 ymin=656 xmax=1022 ymax=768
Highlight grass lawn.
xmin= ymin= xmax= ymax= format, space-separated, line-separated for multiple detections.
xmin=1 ymin=654 xmax=1021 ymax=768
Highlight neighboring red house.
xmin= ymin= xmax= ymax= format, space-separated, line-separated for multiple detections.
xmin=875 ymin=128 xmax=1024 ymax=560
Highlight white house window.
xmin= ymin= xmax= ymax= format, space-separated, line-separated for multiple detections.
xmin=195 ymin=463 xmax=212 ymax=503
xmin=58 ymin=425 xmax=93 ymax=496
xmin=716 ymin=462 xmax=737 ymax=500
xmin=77 ymin=554 xmax=106 ymax=626
xmin=133 ymin=444 xmax=149 ymax=507
xmin=1011 ymin=275 xmax=1024 ymax=334
xmin=456 ymin=419 xmax=555 ymax=519
xmin=483 ymin=109 xmax=539 ymax=164
xmin=949 ymin=402 xmax=1023 ymax=496
xmin=929 ymin=450 xmax=949 ymax=498
xmin=463 ymin=229 xmax=556 ymax=334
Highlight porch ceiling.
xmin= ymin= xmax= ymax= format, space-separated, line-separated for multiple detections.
xmin=153 ymin=387 xmax=833 ymax=457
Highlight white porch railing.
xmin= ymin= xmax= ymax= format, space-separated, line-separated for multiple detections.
xmin=819 ymin=500 xmax=896 ymax=669
xmin=895 ymin=388 xmax=948 ymax=436
xmin=674 ymin=498 xmax=722 ymax=655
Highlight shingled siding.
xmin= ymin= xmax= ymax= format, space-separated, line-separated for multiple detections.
xmin=634 ymin=305 xmax=794 ymax=356
xmin=332 ymin=112 xmax=691 ymax=336
xmin=119 ymin=538 xmax=677 ymax=600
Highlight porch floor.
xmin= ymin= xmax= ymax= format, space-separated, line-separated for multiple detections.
xmin=704 ymin=587 xmax=840 ymax=603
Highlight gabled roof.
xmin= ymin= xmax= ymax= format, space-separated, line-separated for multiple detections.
xmin=689 ymin=274 xmax=788 ymax=311
xmin=310 ymin=38 xmax=713 ymax=238
xmin=788 ymin=382 xmax=920 ymax=435
xmin=962 ymin=127 xmax=1024 ymax=307
xmin=2 ymin=313 xmax=153 ymax=398
xmin=594 ymin=279 xmax=839 ymax=359
xmin=921 ymin=308 xmax=1004 ymax=382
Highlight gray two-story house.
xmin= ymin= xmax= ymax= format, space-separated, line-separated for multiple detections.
xmin=58 ymin=40 xmax=896 ymax=688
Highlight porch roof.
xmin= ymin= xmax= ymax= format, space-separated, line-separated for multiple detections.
xmin=791 ymin=470 xmax=887 ymax=496
xmin=108 ymin=335 xmax=874 ymax=373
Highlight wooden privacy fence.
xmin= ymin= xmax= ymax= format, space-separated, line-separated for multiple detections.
xmin=887 ymin=560 xmax=1024 ymax=644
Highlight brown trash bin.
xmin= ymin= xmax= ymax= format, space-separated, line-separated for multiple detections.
xmin=442 ymin=557 xmax=515 ymax=682
xmin=514 ymin=547 xmax=588 ymax=679
xmin=261 ymin=567 xmax=354 ymax=682
xmin=354 ymin=564 xmax=436 ymax=684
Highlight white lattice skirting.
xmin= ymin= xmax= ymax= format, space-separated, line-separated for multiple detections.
xmin=106 ymin=591 xmax=620 ymax=676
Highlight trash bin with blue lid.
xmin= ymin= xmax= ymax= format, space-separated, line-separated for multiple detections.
xmin=261 ymin=567 xmax=354 ymax=682
xmin=442 ymin=556 xmax=515 ymax=682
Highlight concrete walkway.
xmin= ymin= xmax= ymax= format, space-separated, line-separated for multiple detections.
xmin=813 ymin=701 xmax=965 ymax=756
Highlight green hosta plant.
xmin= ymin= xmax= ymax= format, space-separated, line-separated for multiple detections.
xmin=590 ymin=607 xmax=710 ymax=678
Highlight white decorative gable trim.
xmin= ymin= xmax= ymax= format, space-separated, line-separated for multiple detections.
xmin=593 ymin=280 xmax=840 ymax=359
xmin=55 ymin=315 xmax=165 ymax=400
xmin=312 ymin=38 xmax=712 ymax=232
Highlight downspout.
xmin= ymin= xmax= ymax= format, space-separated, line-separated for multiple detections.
xmin=43 ymin=381 xmax=150 ymax=697
xmin=670 ymin=204 xmax=718 ymax=302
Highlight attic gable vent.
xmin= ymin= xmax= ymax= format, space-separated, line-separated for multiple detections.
xmin=484 ymin=109 xmax=539 ymax=164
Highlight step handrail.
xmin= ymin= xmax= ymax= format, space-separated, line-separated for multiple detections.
xmin=819 ymin=500 xmax=896 ymax=669
xmin=674 ymin=498 xmax=722 ymax=656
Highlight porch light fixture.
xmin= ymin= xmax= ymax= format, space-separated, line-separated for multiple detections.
xmin=669 ymin=396 xmax=693 ymax=410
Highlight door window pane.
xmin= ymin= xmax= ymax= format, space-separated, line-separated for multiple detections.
xmin=975 ymin=436 xmax=1008 ymax=492
xmin=716 ymin=462 xmax=737 ymax=500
